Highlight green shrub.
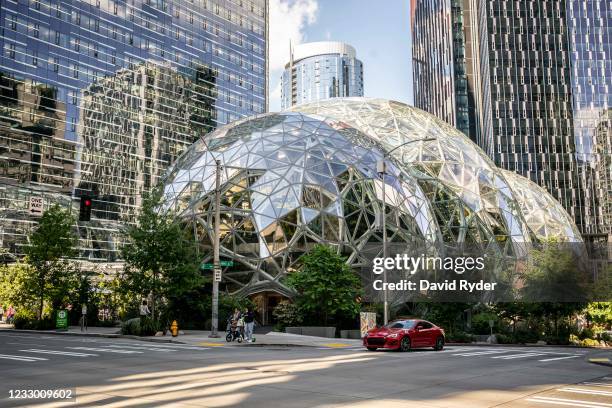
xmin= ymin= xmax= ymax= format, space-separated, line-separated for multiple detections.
xmin=513 ymin=330 xmax=540 ymax=344
xmin=446 ymin=331 xmax=474 ymax=343
xmin=496 ymin=334 xmax=513 ymax=344
xmin=120 ymin=318 xmax=141 ymax=336
xmin=273 ymin=300 xmax=304 ymax=331
xmin=544 ymin=334 xmax=571 ymax=345
xmin=140 ymin=316 xmax=160 ymax=336
xmin=12 ymin=309 xmax=37 ymax=329
xmin=471 ymin=313 xmax=498 ymax=335
xmin=577 ymin=328 xmax=595 ymax=340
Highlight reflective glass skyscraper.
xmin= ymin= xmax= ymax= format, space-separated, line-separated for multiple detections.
xmin=0 ymin=0 xmax=268 ymax=261
xmin=281 ymin=41 xmax=363 ymax=109
xmin=411 ymin=0 xmax=610 ymax=240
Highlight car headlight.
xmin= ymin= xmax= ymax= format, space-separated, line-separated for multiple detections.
xmin=386 ymin=333 xmax=398 ymax=338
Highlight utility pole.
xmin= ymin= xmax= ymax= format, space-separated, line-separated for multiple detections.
xmin=209 ymin=159 xmax=222 ymax=338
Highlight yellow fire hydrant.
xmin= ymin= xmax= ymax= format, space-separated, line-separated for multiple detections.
xmin=170 ymin=320 xmax=179 ymax=337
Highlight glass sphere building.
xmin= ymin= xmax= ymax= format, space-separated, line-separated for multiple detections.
xmin=161 ymin=98 xmax=582 ymax=298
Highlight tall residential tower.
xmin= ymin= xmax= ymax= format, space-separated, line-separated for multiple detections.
xmin=281 ymin=41 xmax=363 ymax=109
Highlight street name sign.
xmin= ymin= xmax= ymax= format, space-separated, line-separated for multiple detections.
xmin=200 ymin=260 xmax=234 ymax=270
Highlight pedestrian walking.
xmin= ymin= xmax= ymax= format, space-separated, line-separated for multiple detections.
xmin=139 ymin=300 xmax=150 ymax=317
xmin=244 ymin=307 xmax=255 ymax=342
xmin=81 ymin=304 xmax=88 ymax=332
xmin=6 ymin=305 xmax=15 ymax=324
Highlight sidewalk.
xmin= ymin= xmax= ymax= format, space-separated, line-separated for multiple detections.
xmin=0 ymin=323 xmax=363 ymax=348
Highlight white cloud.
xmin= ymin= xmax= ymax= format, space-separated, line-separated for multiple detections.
xmin=269 ymin=0 xmax=319 ymax=71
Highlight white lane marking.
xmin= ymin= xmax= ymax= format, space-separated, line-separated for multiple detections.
xmin=20 ymin=349 xmax=99 ymax=357
xmin=112 ymin=342 xmax=208 ymax=350
xmin=0 ymin=353 xmax=48 ymax=362
xmin=559 ymin=388 xmax=612 ymax=397
xmin=581 ymin=382 xmax=612 ymax=388
xmin=539 ymin=355 xmax=582 ymax=362
xmin=453 ymin=350 xmax=511 ymax=356
xmin=526 ymin=396 xmax=612 ymax=408
xmin=105 ymin=345 xmax=176 ymax=352
xmin=492 ymin=352 xmax=547 ymax=359
xmin=67 ymin=347 xmax=142 ymax=354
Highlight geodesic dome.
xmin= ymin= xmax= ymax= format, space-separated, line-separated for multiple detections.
xmin=293 ymin=98 xmax=534 ymax=256
xmin=161 ymin=98 xmax=581 ymax=297
xmin=162 ymin=113 xmax=439 ymax=296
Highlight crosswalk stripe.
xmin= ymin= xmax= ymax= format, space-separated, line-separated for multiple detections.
xmin=526 ymin=396 xmax=612 ymax=408
xmin=0 ymin=353 xmax=48 ymax=362
xmin=105 ymin=345 xmax=176 ymax=352
xmin=581 ymin=382 xmax=612 ymax=388
xmin=20 ymin=349 xmax=98 ymax=357
xmin=539 ymin=355 xmax=581 ymax=362
xmin=113 ymin=342 xmax=207 ymax=350
xmin=559 ymin=387 xmax=612 ymax=397
xmin=453 ymin=350 xmax=510 ymax=357
xmin=67 ymin=347 xmax=142 ymax=354
xmin=492 ymin=352 xmax=546 ymax=359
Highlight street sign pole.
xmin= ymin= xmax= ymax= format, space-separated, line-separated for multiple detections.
xmin=209 ymin=160 xmax=222 ymax=338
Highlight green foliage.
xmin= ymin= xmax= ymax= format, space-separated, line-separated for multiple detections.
xmin=120 ymin=189 xmax=203 ymax=322
xmin=23 ymin=204 xmax=79 ymax=319
xmin=285 ymin=245 xmax=363 ymax=327
xmin=273 ymin=300 xmax=304 ymax=330
xmin=120 ymin=317 xmax=141 ymax=336
xmin=139 ymin=316 xmax=160 ymax=336
xmin=521 ymin=239 xmax=588 ymax=302
xmin=585 ymin=302 xmax=612 ymax=328
xmin=446 ymin=331 xmax=474 ymax=343
xmin=421 ymin=302 xmax=471 ymax=334
xmin=0 ymin=262 xmax=38 ymax=310
xmin=471 ymin=312 xmax=498 ymax=335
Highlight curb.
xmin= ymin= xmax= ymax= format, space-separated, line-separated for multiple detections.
xmin=588 ymin=357 xmax=612 ymax=368
xmin=2 ymin=329 xmax=187 ymax=344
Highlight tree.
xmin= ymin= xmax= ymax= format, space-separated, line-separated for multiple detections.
xmin=120 ymin=189 xmax=203 ymax=324
xmin=286 ymin=245 xmax=363 ymax=327
xmin=24 ymin=204 xmax=78 ymax=319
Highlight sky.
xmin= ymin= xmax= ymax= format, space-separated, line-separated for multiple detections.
xmin=268 ymin=0 xmax=413 ymax=112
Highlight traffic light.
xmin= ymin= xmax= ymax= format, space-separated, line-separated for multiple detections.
xmin=79 ymin=196 xmax=92 ymax=221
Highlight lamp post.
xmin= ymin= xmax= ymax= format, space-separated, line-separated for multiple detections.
xmin=377 ymin=138 xmax=435 ymax=325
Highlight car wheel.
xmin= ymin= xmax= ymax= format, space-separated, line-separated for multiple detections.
xmin=400 ymin=336 xmax=411 ymax=352
xmin=434 ymin=336 xmax=444 ymax=351
xmin=366 ymin=347 xmax=377 ymax=351
xmin=225 ymin=333 xmax=232 ymax=342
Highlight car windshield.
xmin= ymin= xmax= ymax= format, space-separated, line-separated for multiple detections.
xmin=385 ymin=320 xmax=416 ymax=329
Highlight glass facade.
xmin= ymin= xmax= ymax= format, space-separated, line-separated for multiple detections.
xmin=567 ymin=0 xmax=611 ymax=238
xmin=281 ymin=41 xmax=363 ymax=109
xmin=411 ymin=0 xmax=611 ymax=238
xmin=161 ymin=98 xmax=581 ymax=297
xmin=0 ymin=0 xmax=268 ymax=260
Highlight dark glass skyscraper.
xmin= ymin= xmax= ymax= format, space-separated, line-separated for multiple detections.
xmin=0 ymin=0 xmax=268 ymax=260
xmin=411 ymin=0 xmax=610 ymax=239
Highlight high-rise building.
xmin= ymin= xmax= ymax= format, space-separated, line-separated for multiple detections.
xmin=0 ymin=0 xmax=268 ymax=261
xmin=281 ymin=41 xmax=363 ymax=109
xmin=411 ymin=0 xmax=610 ymax=237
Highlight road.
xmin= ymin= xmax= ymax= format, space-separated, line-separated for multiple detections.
xmin=0 ymin=332 xmax=610 ymax=407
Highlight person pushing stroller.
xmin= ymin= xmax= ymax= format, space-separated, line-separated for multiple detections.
xmin=225 ymin=308 xmax=244 ymax=342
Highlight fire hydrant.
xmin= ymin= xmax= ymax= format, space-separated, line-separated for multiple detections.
xmin=170 ymin=320 xmax=179 ymax=337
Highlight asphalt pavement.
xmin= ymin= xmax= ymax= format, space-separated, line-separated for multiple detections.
xmin=0 ymin=331 xmax=610 ymax=407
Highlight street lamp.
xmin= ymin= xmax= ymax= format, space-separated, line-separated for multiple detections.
xmin=376 ymin=137 xmax=436 ymax=325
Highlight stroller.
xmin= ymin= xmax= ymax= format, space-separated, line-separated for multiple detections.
xmin=225 ymin=315 xmax=244 ymax=343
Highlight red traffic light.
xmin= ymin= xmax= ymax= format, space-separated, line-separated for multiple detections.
xmin=84 ymin=199 xmax=91 ymax=207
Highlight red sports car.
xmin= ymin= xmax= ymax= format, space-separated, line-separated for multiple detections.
xmin=363 ymin=319 xmax=445 ymax=352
